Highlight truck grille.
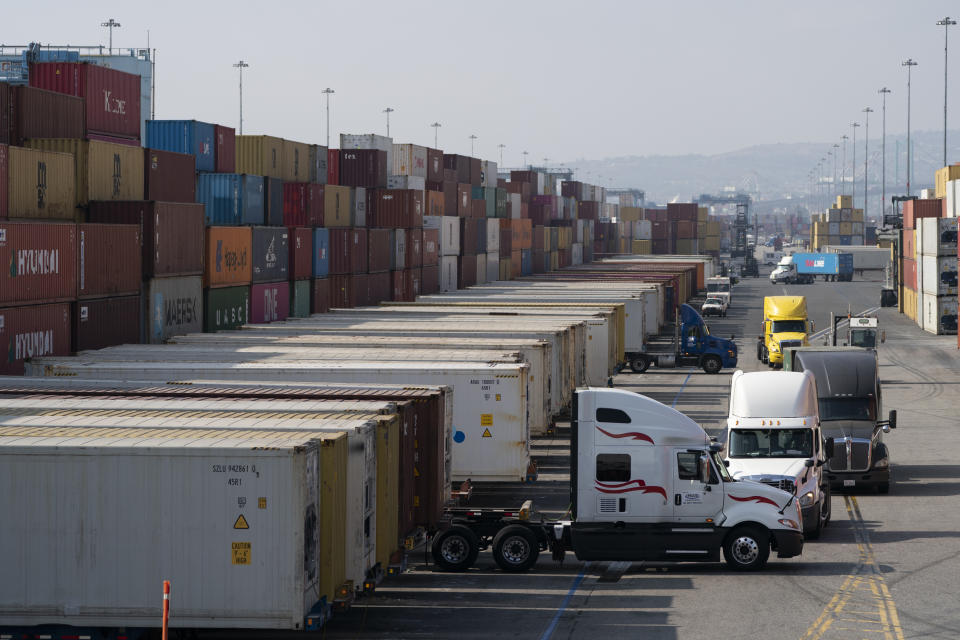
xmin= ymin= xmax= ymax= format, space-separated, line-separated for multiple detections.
xmin=760 ymin=479 xmax=795 ymax=494
xmin=829 ymin=438 xmax=872 ymax=472
xmin=779 ymin=340 xmax=802 ymax=349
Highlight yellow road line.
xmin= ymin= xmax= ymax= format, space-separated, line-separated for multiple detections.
xmin=801 ymin=496 xmax=905 ymax=640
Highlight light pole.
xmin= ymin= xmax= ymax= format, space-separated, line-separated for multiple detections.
xmin=232 ymin=60 xmax=249 ymax=135
xmin=851 ymin=122 xmax=860 ymax=209
xmin=321 ymin=88 xmax=335 ymax=149
xmin=902 ymin=59 xmax=918 ymax=196
xmin=383 ymin=107 xmax=394 ymax=138
xmin=841 ymin=135 xmax=849 ymax=197
xmin=937 ymin=18 xmax=956 ymax=166
xmin=879 ymin=88 xmax=891 ymax=215
xmin=498 ymin=143 xmax=505 ymax=167
xmin=832 ymin=144 xmax=840 ymax=201
xmin=431 ymin=122 xmax=441 ymax=148
xmin=469 ymin=135 xmax=477 ymax=157
xmin=522 ymin=150 xmax=529 ymax=168
xmin=101 ymin=19 xmax=121 ymax=55
xmin=863 ymin=107 xmax=873 ymax=218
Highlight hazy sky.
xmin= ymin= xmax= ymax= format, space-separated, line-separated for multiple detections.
xmin=5 ymin=1 xmax=960 ymax=166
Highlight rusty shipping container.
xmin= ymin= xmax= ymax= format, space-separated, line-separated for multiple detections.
xmin=214 ymin=125 xmax=236 ymax=173
xmin=328 ymin=229 xmax=353 ymax=275
xmin=203 ymin=226 xmax=252 ymax=288
xmin=367 ymin=228 xmax=392 ymax=273
xmin=250 ymin=226 xmax=289 ymax=283
xmin=73 ymin=295 xmax=141 ymax=352
xmin=5 ymin=145 xmax=76 ymax=220
xmin=0 ymin=85 xmax=9 ymax=145
xmin=143 ymin=148 xmax=196 ymax=203
xmin=460 ymin=218 xmax=479 ymax=256
xmin=29 ymin=62 xmax=141 ymax=140
xmin=144 ymin=276 xmax=202 ymax=343
xmin=288 ymin=227 xmax=313 ymax=280
xmin=422 ymin=228 xmax=439 ymax=266
xmin=77 ymin=223 xmax=142 ymax=299
xmin=88 ymin=201 xmax=204 ymax=279
xmin=0 ymin=221 xmax=77 ymax=307
xmin=0 ymin=302 xmax=72 ymax=374
xmin=426 ymin=189 xmax=444 ymax=217
xmin=235 ymin=135 xmax=284 ymax=179
xmin=327 ymin=148 xmax=339 ymax=185
xmin=282 ymin=183 xmax=323 ymax=226
xmin=283 ymin=139 xmax=311 ymax=182
xmin=339 ymin=149 xmax=387 ymax=188
xmin=25 ymin=138 xmax=144 ymax=206
xmin=311 ymin=277 xmax=331 ymax=314
xmin=458 ymin=254 xmax=477 ymax=288
xmin=323 ymin=185 xmax=351 ymax=227
xmin=442 ymin=154 xmax=471 ymax=184
xmin=8 ymin=85 xmax=85 ymax=145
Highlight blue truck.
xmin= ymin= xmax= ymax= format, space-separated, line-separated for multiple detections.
xmin=629 ymin=303 xmax=738 ymax=374
xmin=770 ymin=252 xmax=854 ymax=284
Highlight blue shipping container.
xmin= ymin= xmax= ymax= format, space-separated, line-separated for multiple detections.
xmin=264 ymin=177 xmax=284 ymax=226
xmin=521 ymin=249 xmax=533 ymax=276
xmin=312 ymin=228 xmax=330 ymax=277
xmin=196 ymin=174 xmax=265 ymax=226
xmin=146 ymin=120 xmax=215 ymax=172
xmin=793 ymin=252 xmax=853 ymax=275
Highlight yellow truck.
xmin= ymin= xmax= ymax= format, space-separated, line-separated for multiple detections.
xmin=757 ymin=296 xmax=813 ymax=368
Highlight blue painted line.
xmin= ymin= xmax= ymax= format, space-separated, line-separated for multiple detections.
xmin=671 ymin=369 xmax=694 ymax=408
xmin=540 ymin=563 xmax=589 ymax=640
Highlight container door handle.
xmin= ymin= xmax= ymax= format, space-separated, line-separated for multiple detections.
xmin=674 ymin=494 xmax=682 ymax=506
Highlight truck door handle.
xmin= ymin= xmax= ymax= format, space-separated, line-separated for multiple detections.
xmin=675 ymin=494 xmax=682 ymax=506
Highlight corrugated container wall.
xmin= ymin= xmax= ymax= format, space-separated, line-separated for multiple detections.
xmin=264 ymin=177 xmax=284 ymax=226
xmin=0 ymin=222 xmax=77 ymax=306
xmin=29 ymin=62 xmax=141 ymax=140
xmin=214 ymin=125 xmax=236 ymax=173
xmin=88 ymin=201 xmax=204 ymax=279
xmin=283 ymin=139 xmax=311 ymax=182
xmin=196 ymin=174 xmax=265 ymax=226
xmin=0 ymin=85 xmax=10 ymax=144
xmin=73 ymin=295 xmax=141 ymax=351
xmin=283 ymin=183 xmax=323 ymax=227
xmin=393 ymin=143 xmax=428 ymax=178
xmin=309 ymin=145 xmax=328 ymax=185
xmin=0 ymin=302 xmax=72 ymax=374
xmin=6 ymin=146 xmax=76 ymax=220
xmin=0 ymin=145 xmax=6 ymax=219
xmin=339 ymin=149 xmax=387 ymax=188
xmin=8 ymin=86 xmax=85 ymax=145
xmin=426 ymin=147 xmax=444 ymax=183
xmin=288 ymin=227 xmax=313 ymax=280
xmin=77 ymin=224 xmax=142 ymax=299
xmin=25 ymin=138 xmax=144 ymax=206
xmin=203 ymin=285 xmax=250 ymax=333
xmin=323 ymin=185 xmax=351 ymax=227
xmin=250 ymin=226 xmax=289 ymax=283
xmin=143 ymin=276 xmax=203 ymax=343
xmin=235 ymin=135 xmax=284 ymax=179
xmin=204 ymin=227 xmax=252 ymax=288
xmin=146 ymin=120 xmax=215 ymax=172
xmin=143 ymin=148 xmax=196 ymax=203
xmin=312 ymin=228 xmax=330 ymax=277
xmin=250 ymin=281 xmax=290 ymax=323
xmin=340 ymin=133 xmax=393 ymax=173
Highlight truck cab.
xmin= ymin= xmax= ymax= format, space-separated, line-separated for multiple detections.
xmin=758 ymin=296 xmax=812 ymax=368
xmin=706 ymin=276 xmax=733 ymax=309
xmin=769 ymin=255 xmax=799 ymax=284
xmin=846 ymin=317 xmax=883 ymax=348
xmin=788 ymin=348 xmax=896 ymax=493
xmin=725 ymin=370 xmax=832 ymax=538
xmin=630 ymin=304 xmax=737 ymax=374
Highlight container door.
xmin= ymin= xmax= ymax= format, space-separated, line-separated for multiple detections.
xmin=672 ymin=449 xmax=723 ymax=522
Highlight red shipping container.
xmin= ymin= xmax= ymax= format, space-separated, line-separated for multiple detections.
xmin=903 ymin=199 xmax=942 ymax=229
xmin=250 ymin=281 xmax=290 ymax=323
xmin=9 ymin=85 xmax=85 ymax=145
xmin=353 ymin=273 xmax=371 ymax=307
xmin=351 ymin=228 xmax=368 ymax=274
xmin=471 ymin=199 xmax=485 ymax=220
xmin=652 ymin=239 xmax=670 ymax=254
xmin=77 ymin=223 xmax=141 ymax=299
xmin=283 ymin=183 xmax=324 ymax=226
xmin=422 ymin=228 xmax=439 ymax=266
xmin=902 ymin=258 xmax=917 ymax=290
xmin=469 ymin=157 xmax=482 ymax=188
xmin=330 ymin=274 xmax=355 ymax=308
xmin=0 ymin=85 xmax=9 ymax=145
xmin=366 ymin=271 xmax=391 ymax=305
xmin=328 ymin=229 xmax=353 ymax=275
xmin=579 ymin=201 xmax=600 ymax=220
xmin=390 ymin=269 xmax=407 ymax=302
xmin=426 ymin=147 xmax=444 ymax=183
xmin=288 ymin=227 xmax=313 ymax=280
xmin=406 ymin=227 xmax=423 ymax=268
xmin=29 ymin=62 xmax=140 ymax=140
xmin=0 ymin=222 xmax=78 ymax=307
xmin=510 ymin=250 xmax=521 ymax=279
xmin=143 ymin=148 xmax=196 ymax=202
xmin=339 ymin=149 xmax=387 ymax=188
xmin=460 ymin=218 xmax=479 ymax=256
xmin=327 ymin=148 xmax=340 ymax=185
xmin=367 ymin=228 xmax=392 ymax=273
xmin=420 ymin=265 xmax=439 ymax=294
xmin=311 ymin=277 xmax=330 ymax=313
xmin=426 ymin=190 xmax=444 ymax=217
xmin=651 ymin=221 xmax=671 ymax=240
xmin=0 ymin=144 xmax=7 ymax=219
xmin=439 ymin=181 xmax=456 ymax=217
xmin=0 ymin=302 xmax=72 ymax=374
xmin=675 ymin=220 xmax=696 ymax=239
xmin=457 ymin=184 xmax=471 ymax=217
xmin=88 ymin=201 xmax=204 ymax=279
xmin=370 ymin=189 xmax=424 ymax=228
xmin=505 ymin=180 xmax=531 ymax=204
xmin=457 ymin=255 xmax=477 ymax=288
xmin=214 ymin=124 xmax=236 ymax=173
xmin=499 ymin=219 xmax=513 ymax=254
xmin=903 ymin=229 xmax=916 ymax=260
xmin=442 ymin=154 xmax=471 ymax=184
xmin=73 ymin=295 xmax=141 ymax=352
xmin=667 ymin=202 xmax=698 ymax=221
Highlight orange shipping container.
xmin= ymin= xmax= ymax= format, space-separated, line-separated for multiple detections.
xmin=204 ymin=226 xmax=252 ymax=288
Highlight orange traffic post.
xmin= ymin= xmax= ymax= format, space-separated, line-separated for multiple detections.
xmin=161 ymin=580 xmax=171 ymax=640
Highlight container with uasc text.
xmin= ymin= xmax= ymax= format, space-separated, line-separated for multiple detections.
xmin=203 ymin=285 xmax=250 ymax=332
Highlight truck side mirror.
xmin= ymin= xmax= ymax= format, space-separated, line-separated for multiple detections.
xmin=888 ymin=410 xmax=897 ymax=429
xmin=804 ymin=459 xmax=814 ymax=468
xmin=809 ymin=320 xmax=815 ymax=332
xmin=824 ymin=437 xmax=835 ymax=459
xmin=699 ymin=455 xmax=711 ymax=484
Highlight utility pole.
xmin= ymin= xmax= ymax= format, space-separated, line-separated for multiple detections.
xmin=851 ymin=122 xmax=860 ymax=208
xmin=469 ymin=135 xmax=477 ymax=157
xmin=498 ymin=143 xmax=505 ymax=167
xmin=321 ymin=88 xmax=335 ymax=149
xmin=101 ymin=19 xmax=121 ymax=55
xmin=431 ymin=122 xmax=441 ymax=148
xmin=841 ymin=135 xmax=849 ymax=196
xmin=937 ymin=18 xmax=956 ymax=166
xmin=902 ymin=59 xmax=918 ymax=195
xmin=832 ymin=144 xmax=840 ymax=201
xmin=383 ymin=107 xmax=394 ymax=138
xmin=232 ymin=61 xmax=249 ymax=135
xmin=522 ymin=150 xmax=529 ymax=168
xmin=863 ymin=107 xmax=873 ymax=218
xmin=879 ymin=87 xmax=891 ymax=216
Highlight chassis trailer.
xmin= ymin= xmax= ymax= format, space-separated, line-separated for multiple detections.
xmin=431 ymin=388 xmax=803 ymax=572
xmin=628 ymin=304 xmax=737 ymax=374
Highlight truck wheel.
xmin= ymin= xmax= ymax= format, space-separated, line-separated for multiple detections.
xmin=761 ymin=349 xmax=769 ymax=365
xmin=432 ymin=525 xmax=480 ymax=571
xmin=702 ymin=356 xmax=722 ymax=374
xmin=805 ymin=503 xmax=823 ymax=540
xmin=723 ymin=526 xmax=770 ymax=571
xmin=629 ymin=356 xmax=650 ymax=373
xmin=822 ymin=487 xmax=832 ymax=525
xmin=492 ymin=525 xmax=540 ymax=572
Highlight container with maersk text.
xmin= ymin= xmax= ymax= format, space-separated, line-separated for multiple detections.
xmin=144 ymin=276 xmax=202 ymax=343
xmin=203 ymin=285 xmax=250 ymax=332
xmin=0 ymin=302 xmax=71 ymax=374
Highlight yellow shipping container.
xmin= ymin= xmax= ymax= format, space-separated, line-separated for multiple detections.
xmin=839 ymin=222 xmax=853 ymax=235
xmin=236 ymin=135 xmax=284 ymax=179
xmin=323 ymin=185 xmax=351 ymax=227
xmin=374 ymin=415 xmax=401 ymax=571
xmin=697 ymin=206 xmax=709 ymax=222
xmin=852 ymin=210 xmax=864 ymax=222
xmin=631 ymin=239 xmax=651 ymax=254
xmin=902 ymin=287 xmax=917 ymax=322
xmin=25 ymin=138 xmax=144 ymax=206
xmin=619 ymin=207 xmax=643 ymax=222
xmin=550 ymin=251 xmax=559 ymax=270
xmin=499 ymin=257 xmax=512 ymax=280
xmin=697 ymin=222 xmax=707 ymax=237
xmin=836 ymin=195 xmax=853 ymax=208
xmin=702 ymin=236 xmax=720 ymax=251
xmin=7 ymin=146 xmax=77 ymax=219
xmin=283 ymin=139 xmax=312 ymax=182
xmin=707 ymin=220 xmax=721 ymax=235
xmin=317 ymin=432 xmax=349 ymax=605
xmin=935 ymin=164 xmax=960 ymax=198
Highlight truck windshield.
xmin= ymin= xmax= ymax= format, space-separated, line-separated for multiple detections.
xmin=850 ymin=330 xmax=876 ymax=348
xmin=728 ymin=428 xmax=813 ymax=458
xmin=819 ymin=397 xmax=876 ymax=421
xmin=712 ymin=450 xmax=733 ymax=482
xmin=771 ymin=320 xmax=807 ymax=333
xmin=707 ymin=284 xmax=731 ymax=292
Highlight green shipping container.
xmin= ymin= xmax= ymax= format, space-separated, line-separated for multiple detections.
xmin=203 ymin=286 xmax=250 ymax=332
xmin=290 ymin=280 xmax=311 ymax=318
xmin=483 ymin=186 xmax=496 ymax=218
xmin=495 ymin=188 xmax=507 ymax=218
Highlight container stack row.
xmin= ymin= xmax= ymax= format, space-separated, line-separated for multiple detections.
xmin=810 ymin=195 xmax=867 ymax=249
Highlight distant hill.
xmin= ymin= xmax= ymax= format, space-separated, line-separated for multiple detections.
xmin=567 ymin=129 xmax=960 ymax=206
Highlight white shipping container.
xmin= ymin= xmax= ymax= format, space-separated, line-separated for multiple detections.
xmin=386 ymin=175 xmax=426 ymax=191
xmin=440 ymin=216 xmax=460 ymax=256
xmin=921 ymin=254 xmax=959 ymax=296
xmin=920 ymin=188 xmax=935 ymax=199
xmin=440 ymin=255 xmax=458 ymax=291
xmin=481 ymin=160 xmax=498 ymax=188
xmin=144 ymin=276 xmax=203 ymax=344
xmin=26 ymin=359 xmax=532 ymax=482
xmin=946 ymin=179 xmax=959 ymax=218
xmin=572 ymin=242 xmax=583 ymax=265
xmin=486 ymin=218 xmax=500 ymax=253
xmin=632 ymin=220 xmax=652 ymax=240
xmin=351 ymin=186 xmax=367 ymax=227
xmin=476 ymin=253 xmax=487 ymax=285
xmin=922 ymin=294 xmax=958 ymax=335
xmin=340 ymin=133 xmax=392 ymax=174
xmin=392 ymin=143 xmax=428 ymax=178
xmin=391 ymin=228 xmax=407 ymax=270
xmin=0 ymin=425 xmax=338 ymax=629
xmin=486 ymin=250 xmax=500 ymax=281
xmin=918 ymin=217 xmax=958 ymax=257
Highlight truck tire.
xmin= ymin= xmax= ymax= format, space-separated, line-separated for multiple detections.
xmin=761 ymin=348 xmax=769 ymax=365
xmin=723 ymin=526 xmax=770 ymax=571
xmin=822 ymin=486 xmax=832 ymax=525
xmin=492 ymin=525 xmax=540 ymax=572
xmin=805 ymin=503 xmax=823 ymax=540
xmin=702 ymin=355 xmax=722 ymax=374
xmin=629 ymin=356 xmax=650 ymax=373
xmin=432 ymin=525 xmax=480 ymax=571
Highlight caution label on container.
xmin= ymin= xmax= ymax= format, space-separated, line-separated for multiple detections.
xmin=481 ymin=414 xmax=493 ymax=426
xmin=234 ymin=514 xmax=250 ymax=529
xmin=482 ymin=428 xmax=493 ymax=438
xmin=232 ymin=542 xmax=251 ymax=565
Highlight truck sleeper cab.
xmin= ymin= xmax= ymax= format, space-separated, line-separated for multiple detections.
xmin=431 ymin=388 xmax=803 ymax=573
xmin=759 ymin=296 xmax=812 ymax=368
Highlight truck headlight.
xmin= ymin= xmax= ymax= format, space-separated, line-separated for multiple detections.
xmin=874 ymin=457 xmax=889 ymax=469
xmin=770 ymin=344 xmax=780 ymax=353
xmin=799 ymin=491 xmax=815 ymax=507
xmin=778 ymin=518 xmax=800 ymax=530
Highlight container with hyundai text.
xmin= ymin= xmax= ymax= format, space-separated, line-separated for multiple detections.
xmin=0 ymin=302 xmax=71 ymax=374
xmin=0 ymin=221 xmax=77 ymax=307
